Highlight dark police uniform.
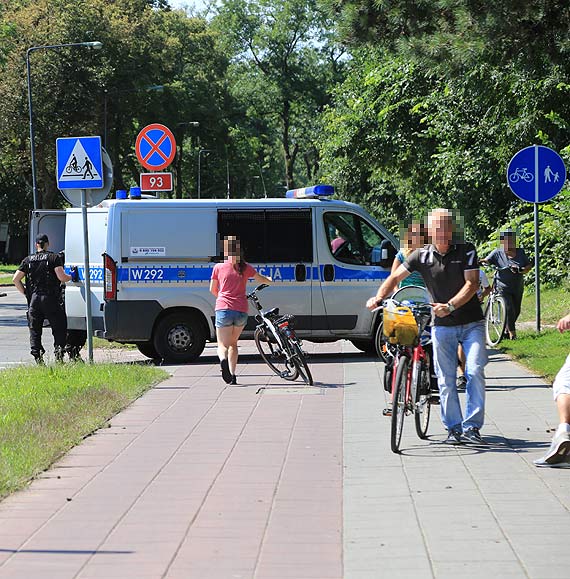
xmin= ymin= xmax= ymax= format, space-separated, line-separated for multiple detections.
xmin=18 ymin=250 xmax=67 ymax=361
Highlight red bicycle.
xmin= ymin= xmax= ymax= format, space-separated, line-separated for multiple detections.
xmin=382 ymin=299 xmax=433 ymax=453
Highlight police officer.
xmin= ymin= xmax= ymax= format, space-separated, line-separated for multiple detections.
xmin=13 ymin=234 xmax=75 ymax=364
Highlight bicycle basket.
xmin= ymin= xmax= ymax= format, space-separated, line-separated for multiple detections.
xmin=383 ymin=301 xmax=419 ymax=346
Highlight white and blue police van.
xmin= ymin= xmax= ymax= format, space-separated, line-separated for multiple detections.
xmin=41 ymin=186 xmax=397 ymax=363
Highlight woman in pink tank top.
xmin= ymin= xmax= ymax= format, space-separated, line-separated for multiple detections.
xmin=210 ymin=236 xmax=271 ymax=384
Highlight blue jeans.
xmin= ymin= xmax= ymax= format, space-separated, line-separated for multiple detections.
xmin=432 ymin=320 xmax=487 ymax=432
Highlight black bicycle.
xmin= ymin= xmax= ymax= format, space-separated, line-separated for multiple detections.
xmin=247 ymin=284 xmax=313 ymax=385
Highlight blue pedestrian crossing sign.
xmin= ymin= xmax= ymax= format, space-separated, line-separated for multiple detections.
xmin=56 ymin=136 xmax=103 ymax=190
xmin=507 ymin=145 xmax=566 ymax=203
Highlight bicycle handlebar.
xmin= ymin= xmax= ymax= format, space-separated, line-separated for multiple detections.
xmin=246 ymin=283 xmax=269 ymax=300
xmin=374 ymin=299 xmax=433 ymax=313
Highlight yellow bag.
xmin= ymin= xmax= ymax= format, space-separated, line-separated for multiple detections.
xmin=383 ymin=302 xmax=419 ymax=345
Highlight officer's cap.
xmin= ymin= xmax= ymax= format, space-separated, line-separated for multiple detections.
xmin=36 ymin=233 xmax=49 ymax=244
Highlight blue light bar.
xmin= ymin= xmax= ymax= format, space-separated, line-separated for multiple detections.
xmin=286 ymin=184 xmax=334 ymax=199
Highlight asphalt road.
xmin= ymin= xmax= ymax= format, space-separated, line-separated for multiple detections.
xmin=0 ymin=286 xmax=35 ymax=368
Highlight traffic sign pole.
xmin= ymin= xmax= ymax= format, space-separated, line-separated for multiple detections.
xmin=534 ymin=203 xmax=540 ymax=334
xmin=534 ymin=145 xmax=540 ymax=333
xmin=81 ymin=189 xmax=94 ymax=363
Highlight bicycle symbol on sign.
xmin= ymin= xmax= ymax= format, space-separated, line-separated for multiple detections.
xmin=509 ymin=167 xmax=534 ymax=183
xmin=65 ymin=154 xmax=81 ymax=174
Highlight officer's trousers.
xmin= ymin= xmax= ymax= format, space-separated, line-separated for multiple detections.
xmin=28 ymin=293 xmax=67 ymax=357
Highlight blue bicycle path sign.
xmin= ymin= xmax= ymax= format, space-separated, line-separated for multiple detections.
xmin=506 ymin=145 xmax=566 ymax=203
xmin=56 ymin=136 xmax=103 ymax=190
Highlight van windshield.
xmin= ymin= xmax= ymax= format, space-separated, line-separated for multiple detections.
xmin=324 ymin=212 xmax=387 ymax=266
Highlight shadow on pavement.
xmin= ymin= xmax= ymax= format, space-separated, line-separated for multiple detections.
xmin=399 ymin=435 xmax=549 ymax=457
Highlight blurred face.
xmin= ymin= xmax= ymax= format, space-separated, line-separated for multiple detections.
xmin=501 ymin=234 xmax=516 ymax=250
xmin=407 ymin=226 xmax=424 ymax=250
xmin=429 ymin=213 xmax=454 ymax=247
xmin=224 ymin=239 xmax=241 ymax=258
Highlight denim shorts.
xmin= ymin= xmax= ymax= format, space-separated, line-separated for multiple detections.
xmin=215 ymin=309 xmax=249 ymax=328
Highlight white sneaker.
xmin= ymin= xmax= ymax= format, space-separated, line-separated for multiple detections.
xmin=534 ymin=431 xmax=570 ymax=467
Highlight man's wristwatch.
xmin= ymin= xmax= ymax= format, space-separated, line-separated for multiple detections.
xmin=447 ymin=301 xmax=456 ymax=313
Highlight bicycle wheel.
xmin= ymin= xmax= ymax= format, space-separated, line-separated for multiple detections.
xmin=288 ymin=339 xmax=313 ymax=385
xmin=413 ymin=356 xmax=431 ymax=439
xmin=391 ymin=356 xmax=409 ymax=454
xmin=485 ymin=295 xmax=507 ymax=347
xmin=254 ymin=326 xmax=298 ymax=381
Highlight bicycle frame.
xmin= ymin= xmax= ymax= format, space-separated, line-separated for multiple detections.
xmin=247 ymin=285 xmax=297 ymax=364
xmin=390 ymin=341 xmax=428 ymax=409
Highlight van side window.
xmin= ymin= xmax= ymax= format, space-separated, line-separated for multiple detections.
xmin=324 ymin=212 xmax=388 ymax=266
xmin=218 ymin=210 xmax=312 ymax=263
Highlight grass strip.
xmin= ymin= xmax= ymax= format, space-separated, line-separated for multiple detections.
xmin=0 ymin=363 xmax=168 ymax=498
xmin=518 ymin=283 xmax=570 ymax=325
xmin=0 ymin=264 xmax=17 ymax=285
xmin=499 ymin=329 xmax=570 ymax=383
xmin=93 ymin=337 xmax=137 ymax=350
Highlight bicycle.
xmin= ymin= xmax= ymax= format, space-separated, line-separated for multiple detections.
xmin=247 ymin=283 xmax=313 ymax=385
xmin=380 ymin=299 xmax=433 ymax=453
xmin=508 ymin=167 xmax=534 ymax=183
xmin=483 ymin=265 xmax=509 ymax=347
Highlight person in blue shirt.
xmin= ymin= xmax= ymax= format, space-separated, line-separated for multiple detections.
xmin=482 ymin=230 xmax=532 ymax=340
xmin=391 ymin=221 xmax=427 ymax=288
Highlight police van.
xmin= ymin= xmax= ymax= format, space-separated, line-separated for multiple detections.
xmin=53 ymin=186 xmax=397 ymax=362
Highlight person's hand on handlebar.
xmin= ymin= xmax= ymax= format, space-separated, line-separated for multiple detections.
xmin=432 ymin=303 xmax=452 ymax=318
xmin=366 ymin=296 xmax=382 ymax=310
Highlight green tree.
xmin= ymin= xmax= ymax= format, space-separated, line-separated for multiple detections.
xmin=0 ymin=0 xmax=233 ymax=224
xmin=215 ymin=0 xmax=344 ymax=189
xmin=318 ymin=2 xmax=570 ymax=243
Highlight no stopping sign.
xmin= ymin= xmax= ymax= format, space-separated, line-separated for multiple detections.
xmin=135 ymin=124 xmax=177 ymax=171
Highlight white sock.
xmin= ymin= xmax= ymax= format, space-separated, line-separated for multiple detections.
xmin=555 ymin=423 xmax=570 ymax=436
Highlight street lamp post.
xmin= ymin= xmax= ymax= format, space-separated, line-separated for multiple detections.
xmin=26 ymin=41 xmax=102 ymax=210
xmin=197 ymin=149 xmax=212 ymax=199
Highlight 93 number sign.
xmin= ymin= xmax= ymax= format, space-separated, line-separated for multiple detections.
xmin=140 ymin=172 xmax=173 ymax=192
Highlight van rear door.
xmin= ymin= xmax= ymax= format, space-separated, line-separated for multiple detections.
xmin=29 ymin=210 xmax=66 ymax=254
xmin=64 ymin=207 xmax=108 ymax=331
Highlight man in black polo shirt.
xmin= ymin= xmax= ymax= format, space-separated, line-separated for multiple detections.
xmin=368 ymin=209 xmax=487 ymax=445
xmin=13 ymin=234 xmax=73 ymax=364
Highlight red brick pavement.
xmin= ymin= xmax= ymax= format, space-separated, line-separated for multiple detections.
xmin=0 ymin=342 xmax=345 ymax=579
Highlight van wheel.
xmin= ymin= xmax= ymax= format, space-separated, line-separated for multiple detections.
xmin=136 ymin=341 xmax=160 ymax=360
xmin=153 ymin=312 xmax=206 ymax=363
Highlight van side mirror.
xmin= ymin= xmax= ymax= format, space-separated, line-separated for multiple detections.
xmin=372 ymin=240 xmax=397 ymax=268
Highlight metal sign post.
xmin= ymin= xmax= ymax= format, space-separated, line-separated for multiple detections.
xmin=507 ymin=144 xmax=566 ymax=333
xmin=533 ymin=146 xmax=541 ymax=333
xmin=80 ymin=189 xmax=94 ymax=362
xmin=56 ymin=138 xmax=113 ymax=364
